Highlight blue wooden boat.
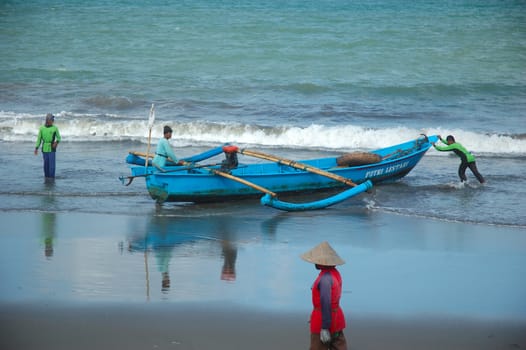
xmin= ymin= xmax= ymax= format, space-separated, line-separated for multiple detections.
xmin=123 ymin=135 xmax=438 ymax=211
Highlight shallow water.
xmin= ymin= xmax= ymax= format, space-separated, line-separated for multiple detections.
xmin=1 ymin=141 xmax=524 ymax=227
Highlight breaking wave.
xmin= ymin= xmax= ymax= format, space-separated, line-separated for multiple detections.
xmin=1 ymin=110 xmax=525 ymax=155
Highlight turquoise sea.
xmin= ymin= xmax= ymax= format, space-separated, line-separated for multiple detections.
xmin=2 ymin=0 xmax=525 ymax=133
xmin=0 ymin=0 xmax=525 ymax=333
xmin=1 ymin=0 xmax=525 ymax=224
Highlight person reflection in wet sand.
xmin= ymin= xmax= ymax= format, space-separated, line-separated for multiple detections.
xmin=41 ymin=212 xmax=56 ymax=259
xmin=161 ymin=271 xmax=170 ymax=292
xmin=156 ymin=246 xmax=173 ymax=293
xmin=221 ymin=240 xmax=237 ymax=281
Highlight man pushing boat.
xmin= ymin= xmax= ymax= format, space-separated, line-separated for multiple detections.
xmin=432 ymin=135 xmax=485 ymax=184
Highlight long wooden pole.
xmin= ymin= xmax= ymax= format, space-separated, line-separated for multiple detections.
xmin=177 ymin=160 xmax=277 ymax=197
xmin=204 ymin=166 xmax=277 ymax=197
xmin=238 ymin=149 xmax=358 ymax=187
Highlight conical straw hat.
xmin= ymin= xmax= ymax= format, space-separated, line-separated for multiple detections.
xmin=300 ymin=241 xmax=345 ymax=266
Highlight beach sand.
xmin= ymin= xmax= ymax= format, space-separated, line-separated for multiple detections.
xmin=1 ymin=302 xmax=525 ymax=350
xmin=1 ymin=209 xmax=525 ymax=350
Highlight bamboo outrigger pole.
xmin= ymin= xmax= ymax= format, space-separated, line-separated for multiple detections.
xmin=203 ymin=166 xmax=277 ymax=197
xmin=176 ymin=159 xmax=278 ymax=198
xmin=238 ymin=149 xmax=358 ymax=187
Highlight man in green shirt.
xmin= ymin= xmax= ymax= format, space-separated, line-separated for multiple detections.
xmin=34 ymin=113 xmax=61 ymax=180
xmin=432 ymin=135 xmax=485 ymax=184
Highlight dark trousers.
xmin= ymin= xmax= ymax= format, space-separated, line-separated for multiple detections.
xmin=310 ymin=331 xmax=347 ymax=350
xmin=459 ymin=161 xmax=485 ymax=183
xmin=42 ymin=152 xmax=56 ymax=178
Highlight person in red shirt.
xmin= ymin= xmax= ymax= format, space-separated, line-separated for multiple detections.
xmin=301 ymin=241 xmax=347 ymax=350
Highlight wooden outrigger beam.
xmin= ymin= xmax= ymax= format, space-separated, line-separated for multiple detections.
xmin=238 ymin=149 xmax=358 ymax=187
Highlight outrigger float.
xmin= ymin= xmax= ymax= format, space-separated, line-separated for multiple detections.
xmin=121 ymin=134 xmax=438 ymax=211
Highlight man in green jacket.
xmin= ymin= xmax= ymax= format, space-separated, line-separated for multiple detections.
xmin=432 ymin=135 xmax=485 ymax=184
xmin=34 ymin=113 xmax=61 ymax=180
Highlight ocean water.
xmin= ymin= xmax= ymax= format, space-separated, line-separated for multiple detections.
xmin=1 ymin=0 xmax=525 ymax=226
xmin=0 ymin=1 xmax=525 ymax=323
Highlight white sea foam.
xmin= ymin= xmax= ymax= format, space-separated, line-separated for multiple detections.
xmin=1 ymin=111 xmax=524 ymax=155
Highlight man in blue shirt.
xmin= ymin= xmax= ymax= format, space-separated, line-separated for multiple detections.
xmin=153 ymin=125 xmax=180 ymax=168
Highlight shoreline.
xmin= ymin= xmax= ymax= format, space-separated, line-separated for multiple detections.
xmin=1 ymin=302 xmax=525 ymax=350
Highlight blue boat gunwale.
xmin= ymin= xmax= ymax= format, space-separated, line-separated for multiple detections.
xmin=143 ymin=136 xmax=432 ymax=179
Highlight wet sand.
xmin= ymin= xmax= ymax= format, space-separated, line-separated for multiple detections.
xmin=1 ymin=302 xmax=525 ymax=350
xmin=1 ymin=209 xmax=525 ymax=349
